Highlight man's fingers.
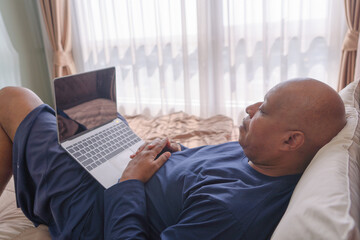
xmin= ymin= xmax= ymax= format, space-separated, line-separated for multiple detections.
xmin=169 ymin=142 xmax=181 ymax=152
xmin=154 ymin=152 xmax=171 ymax=169
xmin=138 ymin=142 xmax=148 ymax=152
xmin=131 ymin=142 xmax=147 ymax=157
xmin=151 ymin=138 xmax=169 ymax=155
xmin=148 ymin=138 xmax=162 ymax=147
xmin=130 ymin=143 xmax=146 ymax=158
xmin=131 ymin=139 xmax=160 ymax=158
xmin=131 ymin=138 xmax=175 ymax=159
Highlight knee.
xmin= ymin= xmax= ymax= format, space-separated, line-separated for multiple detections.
xmin=0 ymin=87 xmax=44 ymax=140
xmin=0 ymin=86 xmax=31 ymax=97
xmin=0 ymin=87 xmax=23 ymax=106
xmin=0 ymin=86 xmax=44 ymax=119
xmin=0 ymin=86 xmax=27 ymax=101
xmin=0 ymin=86 xmax=43 ymax=107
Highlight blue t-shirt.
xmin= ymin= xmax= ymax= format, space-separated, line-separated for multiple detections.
xmin=104 ymin=142 xmax=301 ymax=240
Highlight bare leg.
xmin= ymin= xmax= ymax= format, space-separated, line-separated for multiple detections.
xmin=0 ymin=127 xmax=12 ymax=195
xmin=0 ymin=87 xmax=43 ymax=195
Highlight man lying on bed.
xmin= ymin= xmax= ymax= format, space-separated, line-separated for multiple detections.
xmin=0 ymin=78 xmax=346 ymax=239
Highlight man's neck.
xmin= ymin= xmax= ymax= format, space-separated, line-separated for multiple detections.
xmin=248 ymin=160 xmax=302 ymax=177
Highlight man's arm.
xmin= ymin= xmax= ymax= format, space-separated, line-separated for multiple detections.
xmin=104 ymin=138 xmax=241 ymax=239
xmin=104 ymin=138 xmax=170 ymax=239
xmin=104 ymin=181 xmax=241 ymax=240
xmin=104 ymin=180 xmax=148 ymax=239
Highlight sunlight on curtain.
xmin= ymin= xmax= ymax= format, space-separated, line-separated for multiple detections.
xmin=0 ymin=11 xmax=21 ymax=88
xmin=71 ymin=0 xmax=346 ymax=124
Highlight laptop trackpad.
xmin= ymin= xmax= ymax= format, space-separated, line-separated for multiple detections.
xmin=109 ymin=149 xmax=133 ymax=173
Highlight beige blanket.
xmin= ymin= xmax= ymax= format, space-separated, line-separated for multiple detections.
xmin=126 ymin=112 xmax=239 ymax=148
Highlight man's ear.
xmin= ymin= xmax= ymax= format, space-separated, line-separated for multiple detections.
xmin=280 ymin=131 xmax=305 ymax=151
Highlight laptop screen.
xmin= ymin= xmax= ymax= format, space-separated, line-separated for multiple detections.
xmin=54 ymin=67 xmax=117 ymax=143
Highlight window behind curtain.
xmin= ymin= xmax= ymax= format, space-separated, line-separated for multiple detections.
xmin=0 ymin=11 xmax=21 ymax=88
xmin=71 ymin=0 xmax=346 ymax=124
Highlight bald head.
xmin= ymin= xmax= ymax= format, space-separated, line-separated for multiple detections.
xmin=239 ymin=78 xmax=346 ymax=176
xmin=268 ymin=78 xmax=346 ymax=158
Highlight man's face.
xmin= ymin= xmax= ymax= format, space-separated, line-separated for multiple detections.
xmin=238 ymin=89 xmax=287 ymax=162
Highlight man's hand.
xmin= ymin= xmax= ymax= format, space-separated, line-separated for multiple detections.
xmin=130 ymin=138 xmax=181 ymax=159
xmin=119 ymin=138 xmax=171 ymax=183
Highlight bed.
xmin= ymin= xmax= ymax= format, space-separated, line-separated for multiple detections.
xmin=1 ymin=82 xmax=359 ymax=240
xmin=1 ymin=68 xmax=360 ymax=240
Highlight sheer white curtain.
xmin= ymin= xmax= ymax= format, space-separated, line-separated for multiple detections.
xmin=0 ymin=11 xmax=21 ymax=88
xmin=71 ymin=0 xmax=346 ymax=124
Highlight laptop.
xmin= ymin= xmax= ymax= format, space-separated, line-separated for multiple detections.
xmin=53 ymin=67 xmax=144 ymax=189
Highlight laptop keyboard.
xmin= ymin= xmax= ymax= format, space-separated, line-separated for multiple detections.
xmin=66 ymin=121 xmax=141 ymax=171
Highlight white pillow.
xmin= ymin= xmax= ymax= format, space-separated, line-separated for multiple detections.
xmin=271 ymin=80 xmax=360 ymax=240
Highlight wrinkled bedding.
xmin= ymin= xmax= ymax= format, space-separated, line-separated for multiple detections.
xmin=126 ymin=112 xmax=239 ymax=148
xmin=0 ymin=111 xmax=238 ymax=240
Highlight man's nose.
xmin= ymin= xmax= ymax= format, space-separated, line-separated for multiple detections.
xmin=245 ymin=102 xmax=262 ymax=118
